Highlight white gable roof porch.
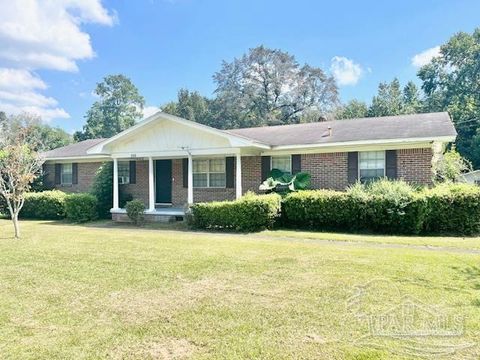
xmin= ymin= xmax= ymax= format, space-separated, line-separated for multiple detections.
xmin=87 ymin=112 xmax=269 ymax=212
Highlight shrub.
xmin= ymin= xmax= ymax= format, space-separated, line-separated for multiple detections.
xmin=90 ymin=162 xmax=113 ymax=219
xmin=191 ymin=192 xmax=281 ymax=232
xmin=282 ymin=190 xmax=366 ymax=231
xmin=126 ymin=199 xmax=145 ymax=226
xmin=91 ymin=161 xmax=134 ymax=218
xmin=283 ymin=180 xmax=427 ymax=234
xmin=349 ymin=179 xmax=426 ymax=234
xmin=64 ymin=193 xmax=98 ymax=223
xmin=423 ymin=183 xmax=480 ymax=235
xmin=20 ymin=190 xmax=67 ymax=219
xmin=0 ymin=195 xmax=9 ymax=217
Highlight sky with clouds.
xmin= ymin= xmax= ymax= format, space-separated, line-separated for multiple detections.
xmin=0 ymin=0 xmax=479 ymax=132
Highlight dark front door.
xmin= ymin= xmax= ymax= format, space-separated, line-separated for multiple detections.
xmin=155 ymin=160 xmax=172 ymax=204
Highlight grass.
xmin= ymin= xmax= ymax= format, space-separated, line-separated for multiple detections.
xmin=0 ymin=219 xmax=480 ymax=359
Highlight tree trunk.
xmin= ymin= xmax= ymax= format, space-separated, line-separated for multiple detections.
xmin=12 ymin=212 xmax=20 ymax=239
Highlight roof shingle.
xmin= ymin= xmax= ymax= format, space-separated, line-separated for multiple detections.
xmin=225 ymin=112 xmax=456 ymax=147
xmin=43 ymin=138 xmax=106 ymax=158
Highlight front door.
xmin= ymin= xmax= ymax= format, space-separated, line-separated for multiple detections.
xmin=155 ymin=160 xmax=172 ymax=204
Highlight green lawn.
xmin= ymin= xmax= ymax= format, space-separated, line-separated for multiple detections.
xmin=1 ymin=219 xmax=479 ymax=359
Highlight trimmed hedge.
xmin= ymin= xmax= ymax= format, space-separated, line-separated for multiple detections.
xmin=20 ymin=190 xmax=67 ymax=219
xmin=283 ymin=181 xmax=480 ymax=235
xmin=281 ymin=190 xmax=366 ymax=231
xmin=126 ymin=199 xmax=145 ymax=226
xmin=423 ymin=183 xmax=480 ymax=235
xmin=64 ymin=193 xmax=98 ymax=223
xmin=191 ymin=192 xmax=281 ymax=232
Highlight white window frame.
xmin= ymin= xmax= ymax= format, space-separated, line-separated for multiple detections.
xmin=61 ymin=163 xmax=73 ymax=185
xmin=193 ymin=158 xmax=226 ymax=188
xmin=271 ymin=155 xmax=292 ymax=174
xmin=358 ymin=151 xmax=386 ymax=182
xmin=118 ymin=161 xmax=130 ymax=185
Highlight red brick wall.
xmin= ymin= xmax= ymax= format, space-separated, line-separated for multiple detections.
xmin=120 ymin=160 xmax=149 ymax=206
xmin=172 ymin=159 xmax=236 ymax=206
xmin=301 ymin=152 xmax=349 ymax=190
xmin=241 ymin=156 xmax=262 ymax=193
xmin=44 ymin=147 xmax=434 ymax=207
xmin=397 ymin=148 xmax=433 ymax=186
xmin=44 ymin=162 xmax=103 ymax=193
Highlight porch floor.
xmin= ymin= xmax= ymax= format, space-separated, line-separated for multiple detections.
xmin=111 ymin=207 xmax=185 ymax=222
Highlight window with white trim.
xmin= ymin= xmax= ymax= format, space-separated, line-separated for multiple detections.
xmin=61 ymin=163 xmax=73 ymax=185
xmin=118 ymin=161 xmax=130 ymax=184
xmin=271 ymin=155 xmax=292 ymax=174
xmin=193 ymin=158 xmax=226 ymax=188
xmin=359 ymin=151 xmax=385 ymax=182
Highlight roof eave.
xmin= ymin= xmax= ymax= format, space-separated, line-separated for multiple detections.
xmin=271 ymin=135 xmax=457 ymax=151
xmin=87 ymin=112 xmax=270 ymax=154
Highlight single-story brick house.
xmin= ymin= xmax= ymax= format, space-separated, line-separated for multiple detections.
xmin=43 ymin=111 xmax=456 ymax=220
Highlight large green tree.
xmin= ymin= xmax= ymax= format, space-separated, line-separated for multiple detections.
xmin=74 ymin=74 xmax=145 ymax=141
xmin=368 ymin=78 xmax=405 ymax=117
xmin=162 ymin=89 xmax=214 ymax=125
xmin=336 ymin=79 xmax=423 ymax=120
xmin=1 ymin=113 xmax=71 ymax=151
xmin=213 ymin=46 xmax=339 ymax=127
xmin=418 ymin=28 xmax=480 ymax=167
xmin=336 ymin=99 xmax=369 ymax=119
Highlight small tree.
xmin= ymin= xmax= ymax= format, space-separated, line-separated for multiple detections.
xmin=0 ymin=114 xmax=44 ymax=238
xmin=434 ymin=147 xmax=472 ymax=183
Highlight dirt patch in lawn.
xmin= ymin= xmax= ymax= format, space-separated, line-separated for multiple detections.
xmin=108 ymin=337 xmax=197 ymax=360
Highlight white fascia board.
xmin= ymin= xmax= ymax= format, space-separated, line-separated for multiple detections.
xmin=110 ymin=147 xmax=246 ymax=159
xmin=87 ymin=112 xmax=269 ymax=154
xmin=43 ymin=155 xmax=111 ymax=162
xmin=270 ymin=136 xmax=456 ymax=151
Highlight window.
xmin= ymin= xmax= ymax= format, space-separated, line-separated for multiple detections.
xmin=61 ymin=163 xmax=72 ymax=185
xmin=193 ymin=158 xmax=226 ymax=188
xmin=118 ymin=161 xmax=130 ymax=184
xmin=359 ymin=151 xmax=385 ymax=182
xmin=271 ymin=155 xmax=292 ymax=174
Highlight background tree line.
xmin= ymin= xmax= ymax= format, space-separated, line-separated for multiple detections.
xmin=3 ymin=28 xmax=478 ymax=167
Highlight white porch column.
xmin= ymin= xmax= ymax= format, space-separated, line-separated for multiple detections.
xmin=112 ymin=158 xmax=119 ymax=210
xmin=236 ymin=153 xmax=242 ymax=199
xmin=187 ymin=153 xmax=193 ymax=205
xmin=148 ymin=157 xmax=155 ymax=212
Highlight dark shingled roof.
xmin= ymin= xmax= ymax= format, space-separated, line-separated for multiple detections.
xmin=44 ymin=112 xmax=456 ymax=159
xmin=43 ymin=138 xmax=106 ymax=158
xmin=226 ymin=112 xmax=456 ymax=147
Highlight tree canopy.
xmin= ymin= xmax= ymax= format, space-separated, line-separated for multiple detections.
xmin=418 ymin=28 xmax=480 ymax=167
xmin=213 ymin=46 xmax=338 ymax=127
xmin=74 ymin=74 xmax=145 ymax=141
xmin=0 ymin=114 xmax=44 ymax=238
xmin=336 ymin=79 xmax=423 ymax=120
xmin=162 ymin=46 xmax=339 ymax=129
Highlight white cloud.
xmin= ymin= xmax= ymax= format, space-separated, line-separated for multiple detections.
xmin=330 ymin=56 xmax=364 ymax=86
xmin=142 ymin=105 xmax=160 ymax=119
xmin=0 ymin=0 xmax=115 ymax=121
xmin=411 ymin=46 xmax=440 ymax=68
xmin=0 ymin=68 xmax=46 ymax=91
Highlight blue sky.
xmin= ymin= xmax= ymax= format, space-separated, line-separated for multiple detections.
xmin=0 ymin=0 xmax=479 ymax=133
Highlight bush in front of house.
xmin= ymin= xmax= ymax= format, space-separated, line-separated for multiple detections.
xmin=64 ymin=193 xmax=98 ymax=223
xmin=423 ymin=183 xmax=480 ymax=235
xmin=125 ymin=199 xmax=146 ymax=226
xmin=283 ymin=179 xmax=425 ymax=234
xmin=190 ymin=192 xmax=282 ymax=232
xmin=20 ymin=190 xmax=67 ymax=219
xmin=90 ymin=161 xmax=134 ymax=218
xmin=283 ymin=180 xmax=480 ymax=235
xmin=282 ymin=190 xmax=367 ymax=231
xmin=90 ymin=162 xmax=113 ymax=219
xmin=348 ymin=179 xmax=427 ymax=234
